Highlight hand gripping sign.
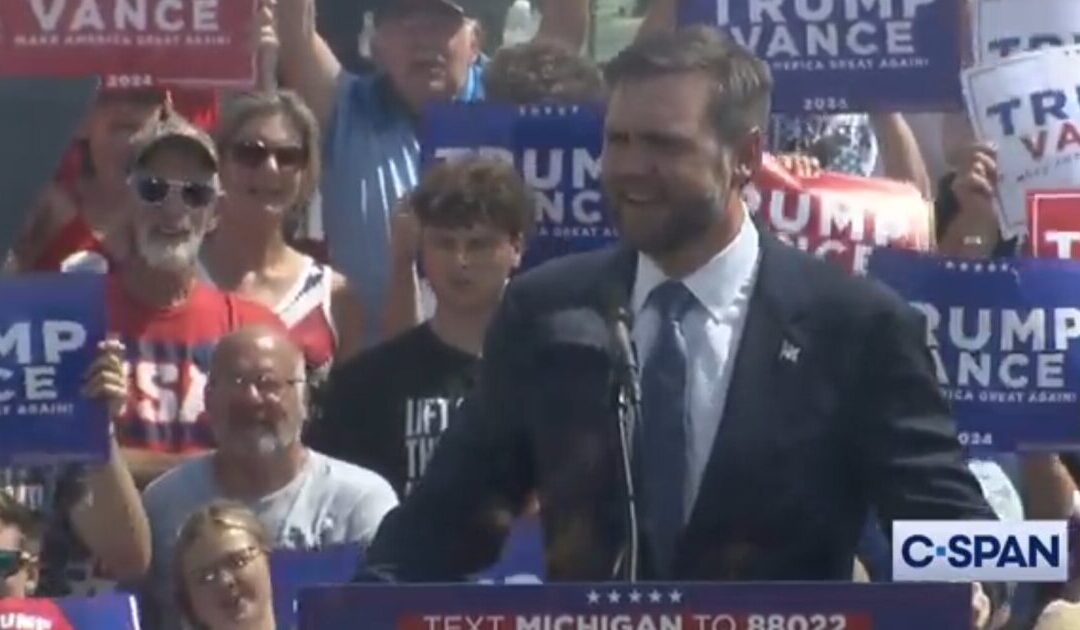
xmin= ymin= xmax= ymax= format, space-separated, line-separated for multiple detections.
xmin=746 ymin=154 xmax=932 ymax=274
xmin=0 ymin=0 xmax=258 ymax=88
xmin=0 ymin=274 xmax=108 ymax=466
xmin=963 ymin=45 xmax=1080 ymax=238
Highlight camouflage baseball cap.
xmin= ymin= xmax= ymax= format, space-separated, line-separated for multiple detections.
xmin=129 ymin=111 xmax=218 ymax=172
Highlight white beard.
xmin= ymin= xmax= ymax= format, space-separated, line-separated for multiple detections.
xmin=134 ymin=226 xmax=203 ymax=272
xmin=252 ymin=422 xmax=302 ymax=457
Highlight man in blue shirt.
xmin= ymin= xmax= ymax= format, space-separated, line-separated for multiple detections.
xmin=278 ymin=0 xmax=586 ymax=344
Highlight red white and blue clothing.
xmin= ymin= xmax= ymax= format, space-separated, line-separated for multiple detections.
xmin=106 ymin=276 xmax=282 ymax=453
xmin=197 ymin=255 xmax=340 ymax=383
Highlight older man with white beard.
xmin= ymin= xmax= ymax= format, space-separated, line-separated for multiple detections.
xmin=101 ymin=112 xmax=285 ymax=488
xmin=140 ymin=324 xmax=397 ymax=629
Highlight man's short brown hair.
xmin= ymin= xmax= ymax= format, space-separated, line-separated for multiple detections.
xmin=484 ymin=40 xmax=606 ymax=105
xmin=604 ymin=25 xmax=772 ymax=141
xmin=412 ymin=156 xmax=535 ymax=239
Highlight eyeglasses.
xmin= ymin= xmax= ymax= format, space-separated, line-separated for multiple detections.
xmin=190 ymin=546 xmax=264 ymax=586
xmin=216 ymin=374 xmax=304 ymax=398
xmin=0 ymin=549 xmax=36 ymax=579
xmin=230 ymin=141 xmax=307 ymax=171
xmin=130 ymin=175 xmax=219 ymax=209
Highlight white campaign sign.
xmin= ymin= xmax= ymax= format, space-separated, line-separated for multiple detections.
xmin=963 ymin=46 xmax=1080 ymax=237
xmin=975 ymin=0 xmax=1080 ymax=63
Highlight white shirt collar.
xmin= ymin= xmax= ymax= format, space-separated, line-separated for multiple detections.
xmin=631 ymin=210 xmax=760 ymax=322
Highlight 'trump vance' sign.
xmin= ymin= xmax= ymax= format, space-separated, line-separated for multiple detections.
xmin=678 ymin=0 xmax=962 ymax=113
xmin=963 ymin=45 xmax=1080 ymax=237
xmin=746 ymin=154 xmax=931 ymax=274
xmin=0 ymin=0 xmax=258 ymax=87
xmin=0 ymin=274 xmax=108 ymax=465
xmin=868 ymin=249 xmax=1080 ymax=451
xmin=421 ymin=103 xmax=616 ymax=271
xmin=975 ymin=0 xmax=1080 ymax=63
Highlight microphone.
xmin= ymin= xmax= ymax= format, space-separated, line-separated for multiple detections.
xmin=611 ymin=307 xmax=641 ymax=408
xmin=606 ymin=299 xmax=641 ymax=583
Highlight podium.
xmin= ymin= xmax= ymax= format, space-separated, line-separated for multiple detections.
xmin=298 ymin=582 xmax=969 ymax=629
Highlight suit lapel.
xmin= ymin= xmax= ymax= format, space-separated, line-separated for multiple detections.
xmin=683 ymin=231 xmax=813 ymax=538
xmin=585 ymin=244 xmax=638 ymax=316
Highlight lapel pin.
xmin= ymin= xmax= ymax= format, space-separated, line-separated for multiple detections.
xmin=779 ymin=340 xmax=801 ymax=364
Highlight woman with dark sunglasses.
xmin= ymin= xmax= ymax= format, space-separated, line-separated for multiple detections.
xmin=199 ymin=91 xmax=365 ymax=389
xmin=174 ymin=501 xmax=275 ymax=630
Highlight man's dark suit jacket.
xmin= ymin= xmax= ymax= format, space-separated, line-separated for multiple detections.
xmin=364 ymin=230 xmax=1000 ymax=591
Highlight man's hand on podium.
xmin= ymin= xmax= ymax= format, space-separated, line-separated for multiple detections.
xmin=971 ymin=582 xmax=992 ymax=630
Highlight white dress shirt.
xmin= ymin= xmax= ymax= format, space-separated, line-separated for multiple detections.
xmin=631 ymin=212 xmax=761 ymax=520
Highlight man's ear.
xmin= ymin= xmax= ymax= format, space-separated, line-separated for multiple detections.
xmin=733 ymin=127 xmax=764 ymax=187
xmin=510 ymin=234 xmax=525 ymax=270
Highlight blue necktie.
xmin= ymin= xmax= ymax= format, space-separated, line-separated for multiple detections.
xmin=638 ymin=280 xmax=696 ymax=576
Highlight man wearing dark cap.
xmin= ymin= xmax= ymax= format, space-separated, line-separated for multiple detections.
xmin=278 ymin=0 xmax=587 ymax=345
xmin=102 ymin=112 xmax=284 ymax=487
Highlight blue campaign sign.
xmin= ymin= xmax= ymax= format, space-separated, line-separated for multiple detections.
xmin=0 ymin=274 xmax=108 ymax=466
xmin=0 ymin=593 xmax=139 ymax=629
xmin=298 ymin=582 xmax=969 ymax=629
xmin=420 ymin=102 xmax=617 ymax=270
xmin=678 ymin=0 xmax=962 ymax=113
xmin=270 ymin=544 xmax=362 ymax=630
xmin=868 ymin=249 xmax=1080 ymax=452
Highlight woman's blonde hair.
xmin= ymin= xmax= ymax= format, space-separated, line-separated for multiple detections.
xmin=173 ymin=500 xmax=271 ymax=630
xmin=214 ymin=89 xmax=322 ymax=216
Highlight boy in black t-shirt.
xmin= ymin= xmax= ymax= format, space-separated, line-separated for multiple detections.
xmin=309 ymin=156 xmax=534 ymax=497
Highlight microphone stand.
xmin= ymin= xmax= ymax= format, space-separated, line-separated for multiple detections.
xmin=611 ymin=312 xmax=641 ymax=583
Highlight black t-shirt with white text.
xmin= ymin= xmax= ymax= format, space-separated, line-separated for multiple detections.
xmin=308 ymin=324 xmax=480 ymax=497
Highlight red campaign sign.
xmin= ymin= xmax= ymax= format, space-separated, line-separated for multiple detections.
xmin=747 ymin=154 xmax=932 ymax=274
xmin=0 ymin=0 xmax=257 ymax=88
xmin=1027 ymin=189 xmax=1080 ymax=259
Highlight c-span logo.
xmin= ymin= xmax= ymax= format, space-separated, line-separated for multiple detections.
xmin=893 ymin=520 xmax=1068 ymax=582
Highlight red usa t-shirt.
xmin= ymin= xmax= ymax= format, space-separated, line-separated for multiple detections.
xmin=107 ymin=277 xmax=283 ymax=454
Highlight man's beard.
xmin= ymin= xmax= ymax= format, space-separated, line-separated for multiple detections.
xmin=253 ymin=424 xmax=301 ymax=456
xmin=614 ymin=188 xmax=724 ymax=258
xmin=134 ymin=226 xmax=204 ymax=272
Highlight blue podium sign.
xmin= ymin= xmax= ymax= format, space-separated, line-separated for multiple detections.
xmin=299 ymin=582 xmax=968 ymax=629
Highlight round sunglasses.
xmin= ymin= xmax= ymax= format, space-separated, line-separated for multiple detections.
xmin=229 ymin=140 xmax=307 ymax=170
xmin=130 ymin=175 xmax=219 ymax=209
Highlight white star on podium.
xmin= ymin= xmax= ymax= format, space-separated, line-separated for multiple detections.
xmin=629 ymin=590 xmax=642 ymax=604
xmin=648 ymin=590 xmax=663 ymax=603
xmin=607 ymin=590 xmax=621 ymax=603
xmin=669 ymin=589 xmax=683 ymax=604
xmin=587 ymin=590 xmax=600 ymax=605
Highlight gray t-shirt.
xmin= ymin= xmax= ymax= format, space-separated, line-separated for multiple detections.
xmin=141 ymin=450 xmax=397 ymax=629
